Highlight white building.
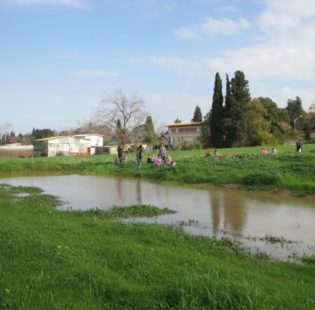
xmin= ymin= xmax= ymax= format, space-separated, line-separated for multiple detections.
xmin=167 ymin=122 xmax=203 ymax=146
xmin=33 ymin=136 xmax=91 ymax=157
xmin=72 ymin=134 xmax=103 ymax=155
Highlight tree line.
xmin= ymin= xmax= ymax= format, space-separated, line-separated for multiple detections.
xmin=193 ymin=70 xmax=314 ymax=147
xmin=2 ymin=72 xmax=314 ymax=148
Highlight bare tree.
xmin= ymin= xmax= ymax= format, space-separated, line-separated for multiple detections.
xmin=0 ymin=122 xmax=11 ymax=144
xmin=95 ymin=90 xmax=148 ymax=145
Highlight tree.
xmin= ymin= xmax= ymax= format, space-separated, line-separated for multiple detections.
xmin=246 ymin=99 xmax=277 ymax=145
xmin=224 ymin=74 xmax=232 ymax=116
xmin=309 ymin=103 xmax=315 ymax=129
xmin=258 ymin=97 xmax=291 ymax=142
xmin=301 ymin=103 xmax=315 ymax=140
xmin=209 ymin=72 xmax=224 ymax=147
xmin=191 ymin=106 xmax=202 ymax=122
xmin=0 ymin=122 xmax=11 ymax=145
xmin=31 ymin=128 xmax=56 ymax=140
xmin=228 ymin=70 xmax=251 ymax=146
xmin=143 ymin=115 xmax=156 ymax=145
xmin=286 ymin=96 xmax=306 ymax=129
xmin=174 ymin=118 xmax=181 ymax=123
xmin=114 ymin=119 xmax=124 ymax=143
xmin=222 ymin=74 xmax=232 ymax=146
xmin=200 ymin=112 xmax=211 ymax=148
xmin=95 ymin=90 xmax=148 ymax=145
xmin=116 ymin=119 xmax=122 ymax=130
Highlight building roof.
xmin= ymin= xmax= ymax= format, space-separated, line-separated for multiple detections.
xmin=34 ymin=136 xmax=69 ymax=141
xmin=167 ymin=122 xmax=203 ymax=128
xmin=104 ymin=140 xmax=119 ymax=146
xmin=34 ymin=136 xmax=90 ymax=143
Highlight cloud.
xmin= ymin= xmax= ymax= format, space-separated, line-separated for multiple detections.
xmin=207 ymin=43 xmax=315 ymax=79
xmin=173 ymin=27 xmax=199 ymax=39
xmin=201 ymin=17 xmax=250 ymax=36
xmin=127 ymin=57 xmax=146 ymax=64
xmin=207 ymin=0 xmax=315 ymax=79
xmin=204 ymin=0 xmax=315 ymax=110
xmin=71 ymin=69 xmax=120 ymax=78
xmin=0 ymin=0 xmax=88 ymax=8
xmin=174 ymin=16 xmax=250 ymax=39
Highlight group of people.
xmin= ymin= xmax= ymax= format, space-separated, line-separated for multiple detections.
xmin=260 ymin=140 xmax=304 ymax=155
xmin=115 ymin=143 xmax=175 ymax=169
xmin=260 ymin=148 xmax=277 ymax=155
xmin=147 ymin=150 xmax=175 ymax=168
xmin=148 ymin=143 xmax=175 ymax=168
xmin=116 ymin=139 xmax=305 ymax=168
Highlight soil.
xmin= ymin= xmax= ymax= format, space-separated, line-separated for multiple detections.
xmin=0 ymin=149 xmax=33 ymax=158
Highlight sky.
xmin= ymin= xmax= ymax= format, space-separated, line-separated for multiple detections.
xmin=1 ymin=0 xmax=315 ymax=134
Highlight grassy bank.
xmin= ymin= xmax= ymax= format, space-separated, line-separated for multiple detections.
xmin=0 ymin=184 xmax=314 ymax=309
xmin=0 ymin=144 xmax=315 ymax=196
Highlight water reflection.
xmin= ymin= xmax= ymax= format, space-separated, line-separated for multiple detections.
xmin=136 ymin=179 xmax=142 ymax=205
xmin=209 ymin=191 xmax=248 ymax=236
xmin=1 ymin=174 xmax=315 ymax=260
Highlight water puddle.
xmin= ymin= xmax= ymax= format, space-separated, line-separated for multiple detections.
xmin=1 ymin=174 xmax=315 ymax=261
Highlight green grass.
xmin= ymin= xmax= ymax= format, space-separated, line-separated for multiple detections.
xmin=0 ymin=143 xmax=315 ymax=195
xmin=0 ymin=184 xmax=314 ymax=309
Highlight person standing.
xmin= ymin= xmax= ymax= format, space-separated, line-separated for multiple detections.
xmin=296 ymin=139 xmax=303 ymax=152
xmin=117 ymin=145 xmax=124 ymax=163
xmin=136 ymin=144 xmax=143 ymax=169
xmin=158 ymin=143 xmax=167 ymax=161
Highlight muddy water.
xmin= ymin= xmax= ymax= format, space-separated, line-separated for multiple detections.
xmin=2 ymin=174 xmax=315 ymax=260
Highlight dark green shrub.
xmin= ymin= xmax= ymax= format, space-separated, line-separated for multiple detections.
xmin=179 ymin=142 xmax=194 ymax=150
xmin=243 ymin=172 xmax=280 ymax=186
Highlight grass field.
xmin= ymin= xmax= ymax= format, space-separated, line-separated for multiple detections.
xmin=0 ymin=143 xmax=314 ymax=196
xmin=0 ymin=184 xmax=314 ymax=309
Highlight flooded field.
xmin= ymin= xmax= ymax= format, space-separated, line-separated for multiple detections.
xmin=2 ymin=174 xmax=315 ymax=261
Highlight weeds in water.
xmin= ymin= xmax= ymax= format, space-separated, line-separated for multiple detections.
xmin=81 ymin=204 xmax=175 ymax=220
xmin=301 ymin=255 xmax=315 ymax=265
xmin=260 ymin=235 xmax=295 ymax=245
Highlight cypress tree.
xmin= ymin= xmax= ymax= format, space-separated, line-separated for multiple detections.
xmin=209 ymin=72 xmax=224 ymax=147
xmin=144 ymin=115 xmax=156 ymax=144
xmin=191 ymin=106 xmax=203 ymax=122
xmin=223 ymin=74 xmax=232 ymax=146
xmin=225 ymin=74 xmax=232 ymax=114
xmin=228 ymin=70 xmax=251 ymax=146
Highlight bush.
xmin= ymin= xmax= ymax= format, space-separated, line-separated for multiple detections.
xmin=178 ymin=141 xmax=202 ymax=150
xmin=243 ymin=172 xmax=280 ymax=186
